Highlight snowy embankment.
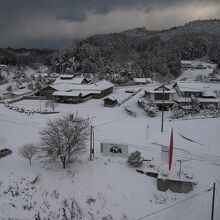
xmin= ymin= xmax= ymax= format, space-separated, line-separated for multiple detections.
xmin=0 ymin=86 xmax=220 ymax=219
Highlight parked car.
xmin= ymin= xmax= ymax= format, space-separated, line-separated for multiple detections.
xmin=0 ymin=148 xmax=12 ymax=158
xmin=19 ymin=107 xmax=25 ymax=113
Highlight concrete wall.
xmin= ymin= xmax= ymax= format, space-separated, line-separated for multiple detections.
xmin=157 ymin=178 xmax=194 ymax=193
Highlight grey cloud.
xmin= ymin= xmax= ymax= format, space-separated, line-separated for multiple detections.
xmin=0 ymin=0 xmax=197 ymax=22
xmin=0 ymin=0 xmax=220 ymax=48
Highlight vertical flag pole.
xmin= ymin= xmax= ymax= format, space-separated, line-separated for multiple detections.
xmin=169 ymin=128 xmax=174 ymax=170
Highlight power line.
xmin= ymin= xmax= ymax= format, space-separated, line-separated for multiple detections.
xmin=95 ymin=129 xmax=220 ymax=165
xmin=93 ymin=116 xmax=128 ymax=128
xmin=93 ymin=121 xmax=220 ymax=165
xmin=136 ymin=187 xmax=212 ymax=220
xmin=95 ymin=127 xmax=147 ymax=142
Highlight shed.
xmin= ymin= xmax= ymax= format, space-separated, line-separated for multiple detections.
xmin=104 ymin=97 xmax=118 ymax=107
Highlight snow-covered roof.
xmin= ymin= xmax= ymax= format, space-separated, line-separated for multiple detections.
xmin=133 ymin=78 xmax=147 ymax=83
xmin=0 ymin=64 xmax=7 ymax=69
xmin=181 ymin=60 xmax=192 ymax=65
xmin=145 ymin=83 xmax=176 ymax=93
xmin=53 ymin=77 xmax=87 ymax=85
xmin=202 ymin=91 xmax=217 ymax=98
xmin=0 ymin=83 xmax=12 ymax=96
xmin=198 ymin=98 xmax=220 ymax=103
xmin=2 ymin=89 xmax=32 ymax=96
xmin=175 ymin=82 xmax=220 ymax=92
xmin=93 ymin=80 xmax=114 ymax=90
xmin=174 ymin=97 xmax=220 ymax=103
xmin=50 ymin=72 xmax=59 ymax=78
xmin=51 ymin=80 xmax=114 ymax=93
xmin=60 ymin=74 xmax=74 ymax=79
xmin=12 ymin=89 xmax=32 ymax=95
xmin=42 ymin=73 xmax=49 ymax=77
xmin=104 ymin=96 xmax=117 ymax=101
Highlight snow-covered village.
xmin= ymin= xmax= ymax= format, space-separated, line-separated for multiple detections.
xmin=1 ymin=1 xmax=220 ymax=220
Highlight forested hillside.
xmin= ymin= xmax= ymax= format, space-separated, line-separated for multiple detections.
xmin=0 ymin=48 xmax=55 ymax=67
xmin=48 ymin=19 xmax=220 ymax=81
xmin=1 ymin=20 xmax=220 ymax=82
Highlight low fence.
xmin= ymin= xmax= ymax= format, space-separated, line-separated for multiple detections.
xmin=118 ymin=88 xmax=142 ymax=106
xmin=0 ymin=95 xmax=47 ymax=104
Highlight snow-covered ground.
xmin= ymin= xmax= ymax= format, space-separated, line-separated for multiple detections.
xmin=178 ymin=61 xmax=216 ymax=82
xmin=0 ymin=85 xmax=220 ymax=219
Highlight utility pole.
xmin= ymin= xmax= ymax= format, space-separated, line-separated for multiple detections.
xmin=161 ymin=83 xmax=165 ymax=132
xmin=40 ymin=96 xmax=41 ymax=113
xmin=92 ymin=126 xmax=95 ymax=160
xmin=211 ymin=182 xmax=216 ymax=220
xmin=90 ymin=126 xmax=94 ymax=161
xmin=147 ymin=125 xmax=149 ymax=141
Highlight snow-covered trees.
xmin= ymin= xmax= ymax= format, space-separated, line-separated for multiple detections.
xmin=19 ymin=143 xmax=37 ymax=166
xmin=39 ymin=114 xmax=90 ymax=169
xmin=127 ymin=151 xmax=143 ymax=167
xmin=44 ymin=100 xmax=59 ymax=112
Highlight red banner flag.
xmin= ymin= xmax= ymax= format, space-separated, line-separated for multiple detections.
xmin=169 ymin=128 xmax=173 ymax=170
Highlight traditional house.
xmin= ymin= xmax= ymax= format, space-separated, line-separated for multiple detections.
xmin=36 ymin=76 xmax=90 ymax=99
xmin=173 ymin=81 xmax=220 ymax=108
xmin=2 ymin=89 xmax=32 ymax=100
xmin=104 ymin=97 xmax=118 ymax=107
xmin=53 ymin=80 xmax=114 ymax=103
xmin=145 ymin=83 xmax=176 ymax=110
xmin=36 ymin=79 xmax=114 ymax=103
xmin=181 ymin=60 xmax=193 ymax=69
xmin=210 ymin=76 xmax=220 ymax=82
xmin=0 ymin=64 xmax=7 ymax=72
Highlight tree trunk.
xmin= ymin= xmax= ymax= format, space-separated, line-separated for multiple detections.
xmin=60 ymin=156 xmax=66 ymax=169
xmin=68 ymin=153 xmax=71 ymax=163
xmin=29 ymin=159 xmax=32 ymax=166
xmin=68 ymin=146 xmax=71 ymax=163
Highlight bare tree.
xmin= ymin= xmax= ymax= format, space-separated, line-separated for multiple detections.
xmin=45 ymin=100 xmax=59 ymax=111
xmin=19 ymin=143 xmax=36 ymax=166
xmin=39 ymin=114 xmax=90 ymax=169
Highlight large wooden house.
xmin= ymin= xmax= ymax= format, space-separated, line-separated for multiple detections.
xmin=36 ymin=78 xmax=114 ymax=104
xmin=145 ymin=83 xmax=176 ymax=110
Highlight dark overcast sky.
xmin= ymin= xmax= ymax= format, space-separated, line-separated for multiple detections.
xmin=0 ymin=0 xmax=220 ymax=49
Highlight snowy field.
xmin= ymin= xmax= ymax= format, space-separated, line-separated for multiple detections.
xmin=0 ymin=86 xmax=220 ymax=220
xmin=177 ymin=61 xmax=216 ymax=82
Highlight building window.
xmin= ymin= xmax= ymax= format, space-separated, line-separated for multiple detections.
xmin=184 ymin=92 xmax=191 ymax=97
xmin=154 ymin=93 xmax=169 ymax=100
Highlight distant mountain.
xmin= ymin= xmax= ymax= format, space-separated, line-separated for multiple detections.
xmin=48 ymin=19 xmax=220 ymax=81
xmin=0 ymin=48 xmax=56 ymax=67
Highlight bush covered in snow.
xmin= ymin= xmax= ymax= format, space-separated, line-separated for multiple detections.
xmin=127 ymin=151 xmax=143 ymax=167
